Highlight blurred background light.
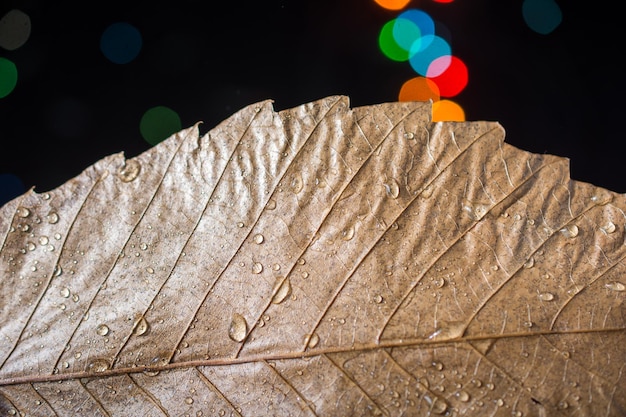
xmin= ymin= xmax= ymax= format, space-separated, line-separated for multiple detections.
xmin=432 ymin=99 xmax=465 ymax=121
xmin=100 ymin=22 xmax=143 ymax=64
xmin=427 ymin=55 xmax=468 ymax=97
xmin=522 ymin=0 xmax=562 ymax=35
xmin=373 ymin=0 xmax=412 ymax=10
xmin=399 ymin=76 xmax=440 ymax=102
xmin=0 ymin=57 xmax=17 ymax=98
xmin=0 ymin=9 xmax=31 ymax=51
xmin=140 ymin=106 xmax=182 ymax=146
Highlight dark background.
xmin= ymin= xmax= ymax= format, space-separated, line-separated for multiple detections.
xmin=2 ymin=0 xmax=625 ymax=206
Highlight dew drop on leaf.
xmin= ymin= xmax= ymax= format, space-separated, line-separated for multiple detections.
xmin=305 ymin=333 xmax=320 ymax=349
xmin=373 ymin=294 xmax=383 ymax=304
xmin=117 ymin=159 xmax=141 ymax=182
xmin=290 ymin=173 xmax=304 ymax=194
xmin=88 ymin=359 xmax=109 ymax=373
xmin=428 ymin=321 xmax=465 ymax=341
xmin=560 ymin=224 xmax=579 ymax=238
xmin=228 ymin=313 xmax=247 ymax=342
xmin=253 ymin=234 xmax=264 ymax=244
xmin=272 ymin=278 xmax=292 ymax=304
xmin=266 ymin=199 xmax=276 ymax=210
xmin=60 ymin=287 xmax=70 ymax=298
xmin=424 ymin=393 xmax=448 ymax=415
xmin=538 ymin=292 xmax=555 ymax=301
xmin=600 ymin=221 xmax=616 ymax=234
xmin=605 ymin=281 xmax=626 ymax=292
xmin=46 ymin=211 xmax=59 ymax=224
xmin=133 ymin=317 xmax=149 ymax=336
xmin=384 ymin=178 xmax=400 ymax=199
xmin=523 ymin=257 xmax=535 ymax=269
xmin=252 ymin=262 xmax=263 ymax=274
xmin=96 ymin=324 xmax=109 ymax=336
xmin=341 ymin=225 xmax=355 ymax=241
xmin=185 ymin=397 xmax=194 ymax=405
xmin=16 ymin=207 xmax=30 ymax=218
xmin=455 ymin=390 xmax=470 ymax=402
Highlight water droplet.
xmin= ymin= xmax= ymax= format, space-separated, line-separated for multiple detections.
xmin=72 ymin=294 xmax=79 ymax=303
xmin=16 ymin=207 xmax=30 ymax=218
xmin=600 ymin=221 xmax=616 ymax=234
xmin=252 ymin=262 xmax=263 ymax=274
xmin=266 ymin=199 xmax=276 ymax=210
xmin=424 ymin=394 xmax=448 ymax=415
xmin=433 ymin=277 xmax=445 ymax=288
xmin=272 ymin=263 xmax=281 ymax=271
xmin=538 ymin=292 xmax=554 ymax=301
xmin=60 ymin=287 xmax=70 ymax=298
xmin=26 ymin=241 xmax=35 ymax=251
xmin=373 ymin=294 xmax=383 ymax=304
xmin=384 ymin=178 xmax=400 ymax=199
xmin=605 ymin=281 xmax=626 ymax=292
xmin=46 ymin=211 xmax=59 ymax=224
xmin=297 ymin=258 xmax=306 ymax=265
xmin=228 ymin=313 xmax=247 ymax=342
xmin=96 ymin=324 xmax=110 ymax=336
xmin=117 ymin=159 xmax=141 ymax=182
xmin=272 ymin=278 xmax=292 ymax=304
xmin=253 ymin=234 xmax=264 ymax=244
xmin=143 ymin=369 xmax=160 ymax=377
xmin=432 ymin=361 xmax=444 ymax=371
xmin=236 ymin=221 xmax=245 ymax=228
xmin=185 ymin=397 xmax=194 ymax=405
xmin=341 ymin=225 xmax=355 ymax=241
xmin=512 ymin=411 xmax=523 ymax=417
xmin=146 ymin=267 xmax=154 ymax=274
xmin=420 ymin=185 xmax=434 ymax=199
xmin=455 ymin=390 xmax=470 ymax=402
xmin=290 ymin=173 xmax=304 ymax=193
xmin=133 ymin=317 xmax=149 ymax=336
xmin=462 ymin=200 xmax=488 ymax=221
xmin=560 ymin=224 xmax=579 ymax=238
xmin=305 ymin=333 xmax=320 ymax=348
xmin=38 ymin=236 xmax=49 ymax=245
xmin=59 ymin=303 xmax=66 ymax=311
xmin=88 ymin=359 xmax=109 ymax=373
xmin=523 ymin=257 xmax=535 ymax=269
xmin=74 ymin=352 xmax=82 ymax=359
xmin=62 ymin=361 xmax=69 ymax=369
xmin=404 ymin=131 xmax=415 ymax=139
xmin=495 ymin=398 xmax=504 ymax=407
xmin=428 ymin=321 xmax=465 ymax=341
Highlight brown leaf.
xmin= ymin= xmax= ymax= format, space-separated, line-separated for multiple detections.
xmin=1 ymin=96 xmax=624 ymax=416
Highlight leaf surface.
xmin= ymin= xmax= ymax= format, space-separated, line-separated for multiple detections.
xmin=1 ymin=96 xmax=624 ymax=416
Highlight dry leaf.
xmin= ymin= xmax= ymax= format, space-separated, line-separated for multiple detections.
xmin=1 ymin=96 xmax=624 ymax=416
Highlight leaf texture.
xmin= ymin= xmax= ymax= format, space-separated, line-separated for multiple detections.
xmin=0 ymin=96 xmax=625 ymax=416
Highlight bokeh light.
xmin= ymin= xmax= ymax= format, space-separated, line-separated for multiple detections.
xmin=373 ymin=0 xmax=412 ymax=10
xmin=392 ymin=17 xmax=421 ymax=52
xmin=0 ymin=9 xmax=31 ymax=51
xmin=379 ymin=19 xmax=411 ymax=62
xmin=397 ymin=9 xmax=435 ymax=42
xmin=409 ymin=34 xmax=451 ymax=76
xmin=0 ymin=173 xmax=25 ymax=206
xmin=522 ymin=0 xmax=562 ymax=35
xmin=398 ymin=76 xmax=440 ymax=102
xmin=0 ymin=57 xmax=18 ymax=98
xmin=427 ymin=55 xmax=467 ymax=97
xmin=100 ymin=22 xmax=142 ymax=64
xmin=140 ymin=106 xmax=182 ymax=146
xmin=432 ymin=100 xmax=465 ymax=121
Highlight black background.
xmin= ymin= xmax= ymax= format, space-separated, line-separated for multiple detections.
xmin=2 ymin=0 xmax=625 ymax=204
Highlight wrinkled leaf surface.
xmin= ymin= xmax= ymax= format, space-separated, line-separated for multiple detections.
xmin=1 ymin=96 xmax=625 ymax=416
